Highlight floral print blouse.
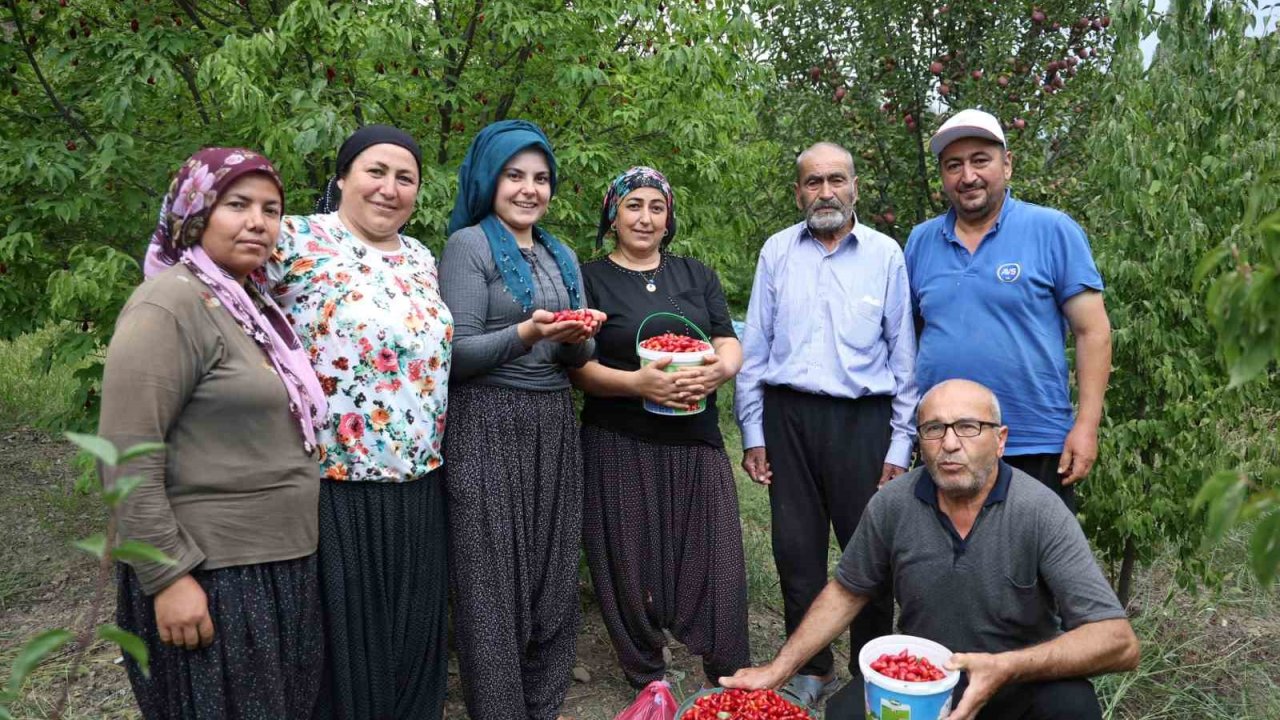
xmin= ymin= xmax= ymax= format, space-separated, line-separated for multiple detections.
xmin=264 ymin=213 xmax=453 ymax=483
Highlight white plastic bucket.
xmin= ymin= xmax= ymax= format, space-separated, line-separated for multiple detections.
xmin=635 ymin=312 xmax=714 ymax=416
xmin=858 ymin=634 xmax=961 ymax=720
xmin=636 ymin=344 xmax=709 ymax=415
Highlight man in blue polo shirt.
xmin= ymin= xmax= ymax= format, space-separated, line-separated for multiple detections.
xmin=904 ymin=109 xmax=1112 ymax=510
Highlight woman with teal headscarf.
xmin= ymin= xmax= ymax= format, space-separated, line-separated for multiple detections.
xmin=439 ymin=120 xmax=604 ymax=720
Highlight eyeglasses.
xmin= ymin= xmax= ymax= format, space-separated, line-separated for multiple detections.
xmin=917 ymin=419 xmax=1001 ymax=441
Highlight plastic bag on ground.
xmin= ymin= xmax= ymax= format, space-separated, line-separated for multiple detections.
xmin=613 ymin=679 xmax=677 ymax=720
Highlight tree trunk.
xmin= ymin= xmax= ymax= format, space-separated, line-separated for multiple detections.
xmin=1117 ymin=536 xmax=1137 ymax=608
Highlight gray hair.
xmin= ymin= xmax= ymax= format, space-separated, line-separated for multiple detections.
xmin=796 ymin=142 xmax=856 ymax=181
xmin=918 ymin=379 xmax=1002 ymax=424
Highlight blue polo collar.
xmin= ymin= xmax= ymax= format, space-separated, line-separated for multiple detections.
xmin=942 ymin=189 xmax=1018 ymax=246
xmin=914 ymin=460 xmax=1014 ymax=508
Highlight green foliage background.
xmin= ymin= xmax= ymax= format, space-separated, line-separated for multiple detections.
xmin=1079 ymin=0 xmax=1280 ymax=592
xmin=1 ymin=0 xmax=1276 ymax=588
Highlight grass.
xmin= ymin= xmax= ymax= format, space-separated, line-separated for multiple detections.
xmin=0 ymin=325 xmax=83 ymax=431
xmin=1 ymin=339 xmax=1277 ymax=718
xmin=1094 ymin=532 xmax=1280 ymax=718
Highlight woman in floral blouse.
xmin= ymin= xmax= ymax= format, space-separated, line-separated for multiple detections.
xmin=265 ymin=126 xmax=452 ymax=719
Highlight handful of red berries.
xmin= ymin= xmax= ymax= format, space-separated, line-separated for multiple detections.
xmin=550 ymin=309 xmax=598 ymax=331
xmin=681 ymin=688 xmax=810 ymax=720
xmin=868 ymin=649 xmax=947 ymax=682
xmin=639 ymin=332 xmax=713 ymax=354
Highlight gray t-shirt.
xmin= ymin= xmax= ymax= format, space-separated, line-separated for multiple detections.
xmin=836 ymin=463 xmax=1127 ymax=655
xmin=439 ymin=224 xmax=594 ymax=390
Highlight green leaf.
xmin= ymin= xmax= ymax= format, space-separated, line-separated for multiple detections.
xmin=63 ymin=432 xmax=118 ymax=467
xmin=1194 ymin=245 xmax=1231 ymax=286
xmin=1227 ymin=341 xmax=1276 ymax=388
xmin=1201 ymin=473 xmax=1249 ymax=548
xmin=111 ymin=541 xmax=177 ymax=567
xmin=1193 ymin=470 xmax=1242 ymax=511
xmin=73 ymin=533 xmax=107 ymax=560
xmin=96 ymin=625 xmax=150 ymax=677
xmin=118 ymin=442 xmax=165 ymax=465
xmin=103 ymin=476 xmax=147 ymax=508
xmin=6 ymin=629 xmax=73 ymax=696
xmin=1249 ymin=509 xmax=1280 ymax=588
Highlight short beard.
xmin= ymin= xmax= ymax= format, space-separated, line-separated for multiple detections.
xmin=957 ymin=199 xmax=995 ymax=222
xmin=806 ymin=205 xmax=853 ymax=235
xmin=952 ymin=185 xmax=1000 ymax=222
xmin=928 ymin=456 xmax=998 ymax=500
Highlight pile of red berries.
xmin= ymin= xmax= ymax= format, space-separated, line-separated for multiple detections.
xmin=551 ymin=309 xmax=598 ymax=330
xmin=639 ymin=332 xmax=712 ymax=353
xmin=551 ymin=309 xmax=591 ymax=322
xmin=682 ymin=689 xmax=809 ymax=720
xmin=868 ymin=649 xmax=947 ymax=682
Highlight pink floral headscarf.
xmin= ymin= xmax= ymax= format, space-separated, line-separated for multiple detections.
xmin=143 ymin=147 xmax=327 ymax=453
xmin=148 ymin=148 xmax=283 ymax=264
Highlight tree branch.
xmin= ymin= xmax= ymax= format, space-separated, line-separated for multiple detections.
xmin=576 ymin=15 xmax=640 ymax=112
xmin=171 ymin=0 xmax=210 ymax=32
xmin=239 ymin=0 xmax=262 ymax=31
xmin=7 ymin=0 xmax=97 ymax=151
xmin=175 ymin=59 xmax=212 ymax=127
xmin=494 ymin=45 xmax=533 ymax=121
xmin=436 ymin=0 xmax=485 ymax=164
xmin=49 ymin=514 xmax=118 ymax=720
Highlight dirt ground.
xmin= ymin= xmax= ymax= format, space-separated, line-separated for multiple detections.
xmin=0 ymin=427 xmax=797 ymax=719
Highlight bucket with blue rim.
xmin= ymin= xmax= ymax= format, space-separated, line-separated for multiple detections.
xmin=859 ymin=635 xmax=961 ymax=720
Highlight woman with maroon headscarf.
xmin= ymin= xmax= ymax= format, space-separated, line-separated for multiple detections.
xmin=101 ymin=147 xmax=327 ymax=719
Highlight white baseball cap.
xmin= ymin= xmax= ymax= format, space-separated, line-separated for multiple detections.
xmin=929 ymin=109 xmax=1007 ymax=157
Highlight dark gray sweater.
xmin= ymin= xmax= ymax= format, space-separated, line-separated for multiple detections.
xmin=439 ymin=224 xmax=594 ymax=390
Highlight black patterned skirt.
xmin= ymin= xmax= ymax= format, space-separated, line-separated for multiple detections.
xmin=580 ymin=424 xmax=750 ymax=687
xmin=116 ymin=554 xmax=323 ymax=720
xmin=444 ymin=384 xmax=582 ymax=720
xmin=313 ymin=473 xmax=448 ymax=720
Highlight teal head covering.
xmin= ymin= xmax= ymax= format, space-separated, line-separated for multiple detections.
xmin=447 ymin=120 xmax=581 ymax=313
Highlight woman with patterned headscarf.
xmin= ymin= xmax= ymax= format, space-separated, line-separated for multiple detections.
xmin=102 ymin=147 xmax=327 ymax=718
xmin=438 ymin=119 xmax=604 ymax=720
xmin=569 ymin=166 xmax=750 ymax=692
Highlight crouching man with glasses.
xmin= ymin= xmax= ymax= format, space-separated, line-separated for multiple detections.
xmin=721 ymin=379 xmax=1139 ymax=720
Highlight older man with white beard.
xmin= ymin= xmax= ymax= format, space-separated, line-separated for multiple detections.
xmin=735 ymin=142 xmax=918 ymax=709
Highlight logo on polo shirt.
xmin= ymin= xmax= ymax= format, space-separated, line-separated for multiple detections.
xmin=996 ymin=263 xmax=1022 ymax=283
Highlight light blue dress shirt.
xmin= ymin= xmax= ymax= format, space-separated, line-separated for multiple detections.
xmin=735 ymin=221 xmax=918 ymax=467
